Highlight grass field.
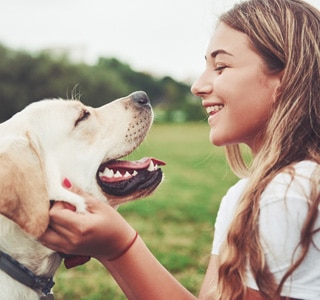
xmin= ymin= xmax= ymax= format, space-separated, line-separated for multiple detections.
xmin=53 ymin=123 xmax=239 ymax=299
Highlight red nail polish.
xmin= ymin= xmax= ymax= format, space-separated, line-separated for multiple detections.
xmin=63 ymin=178 xmax=72 ymax=188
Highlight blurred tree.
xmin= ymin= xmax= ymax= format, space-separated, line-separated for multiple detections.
xmin=0 ymin=43 xmax=203 ymax=123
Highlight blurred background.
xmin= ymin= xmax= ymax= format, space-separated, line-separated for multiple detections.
xmin=0 ymin=0 xmax=319 ymax=299
xmin=1 ymin=0 xmax=317 ymax=123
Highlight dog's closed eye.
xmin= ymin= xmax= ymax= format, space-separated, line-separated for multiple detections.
xmin=75 ymin=109 xmax=90 ymax=127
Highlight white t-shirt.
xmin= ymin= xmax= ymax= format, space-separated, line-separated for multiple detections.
xmin=212 ymin=160 xmax=320 ymax=300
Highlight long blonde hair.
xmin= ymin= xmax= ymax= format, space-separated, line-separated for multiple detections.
xmin=215 ymin=0 xmax=320 ymax=299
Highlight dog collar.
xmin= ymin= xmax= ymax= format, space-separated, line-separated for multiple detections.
xmin=0 ymin=250 xmax=55 ymax=296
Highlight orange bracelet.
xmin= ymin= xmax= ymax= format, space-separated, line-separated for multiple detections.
xmin=108 ymin=231 xmax=139 ymax=261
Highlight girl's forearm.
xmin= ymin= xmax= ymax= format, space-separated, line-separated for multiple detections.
xmin=97 ymin=235 xmax=197 ymax=300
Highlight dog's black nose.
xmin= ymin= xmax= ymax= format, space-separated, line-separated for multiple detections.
xmin=131 ymin=91 xmax=150 ymax=106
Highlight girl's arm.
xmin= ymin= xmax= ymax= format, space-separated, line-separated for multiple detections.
xmin=198 ymin=254 xmax=219 ymax=299
xmin=40 ymin=184 xmax=196 ymax=300
xmin=99 ymin=235 xmax=196 ymax=300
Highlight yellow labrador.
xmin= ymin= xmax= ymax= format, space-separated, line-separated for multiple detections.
xmin=0 ymin=91 xmax=164 ymax=299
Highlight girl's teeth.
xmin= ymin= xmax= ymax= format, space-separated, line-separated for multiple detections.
xmin=206 ymin=105 xmax=224 ymax=114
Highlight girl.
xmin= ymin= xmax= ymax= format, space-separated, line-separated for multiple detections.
xmin=41 ymin=0 xmax=320 ymax=299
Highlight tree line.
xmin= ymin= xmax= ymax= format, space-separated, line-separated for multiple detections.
xmin=0 ymin=43 xmax=205 ymax=123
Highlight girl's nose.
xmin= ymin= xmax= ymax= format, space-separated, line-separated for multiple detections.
xmin=191 ymin=72 xmax=213 ymax=97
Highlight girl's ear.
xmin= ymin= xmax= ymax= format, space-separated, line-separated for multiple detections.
xmin=0 ymin=137 xmax=49 ymax=238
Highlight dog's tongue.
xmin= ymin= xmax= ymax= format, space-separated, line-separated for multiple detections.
xmin=104 ymin=157 xmax=165 ymax=169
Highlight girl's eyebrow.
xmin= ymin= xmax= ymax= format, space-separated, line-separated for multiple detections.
xmin=205 ymin=49 xmax=233 ymax=60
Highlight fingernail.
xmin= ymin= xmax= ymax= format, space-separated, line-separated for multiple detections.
xmin=63 ymin=178 xmax=72 ymax=188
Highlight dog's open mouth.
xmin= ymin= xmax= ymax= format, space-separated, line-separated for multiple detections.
xmin=97 ymin=157 xmax=165 ymax=197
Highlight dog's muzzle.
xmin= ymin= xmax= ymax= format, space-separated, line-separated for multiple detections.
xmin=97 ymin=157 xmax=165 ymax=197
xmin=96 ymin=91 xmax=165 ymax=200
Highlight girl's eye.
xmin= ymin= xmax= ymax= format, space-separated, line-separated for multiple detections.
xmin=75 ymin=109 xmax=90 ymax=126
xmin=214 ymin=65 xmax=227 ymax=73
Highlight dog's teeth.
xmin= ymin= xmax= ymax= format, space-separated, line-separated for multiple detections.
xmin=102 ymin=167 xmax=114 ymax=178
xmin=124 ymin=171 xmax=131 ymax=178
xmin=148 ymin=160 xmax=155 ymax=171
xmin=114 ymin=171 xmax=122 ymax=178
xmin=132 ymin=170 xmax=138 ymax=176
xmin=147 ymin=161 xmax=159 ymax=172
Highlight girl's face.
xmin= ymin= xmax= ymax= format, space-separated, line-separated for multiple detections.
xmin=191 ymin=23 xmax=281 ymax=152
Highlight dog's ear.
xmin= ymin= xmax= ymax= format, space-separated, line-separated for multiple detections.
xmin=0 ymin=135 xmax=49 ymax=238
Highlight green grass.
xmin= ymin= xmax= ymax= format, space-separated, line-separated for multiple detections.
xmin=53 ymin=123 xmax=238 ymax=299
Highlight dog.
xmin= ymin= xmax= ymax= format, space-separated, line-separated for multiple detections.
xmin=0 ymin=91 xmax=165 ymax=300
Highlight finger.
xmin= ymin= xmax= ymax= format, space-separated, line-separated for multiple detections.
xmin=51 ymin=200 xmax=75 ymax=211
xmin=84 ymin=195 xmax=106 ymax=213
xmin=48 ymin=200 xmax=101 ymax=239
xmin=48 ymin=201 xmax=84 ymax=234
xmin=50 ymin=201 xmax=78 ymax=221
xmin=40 ymin=227 xmax=71 ymax=252
xmin=62 ymin=178 xmax=104 ymax=213
xmin=63 ymin=178 xmax=87 ymax=197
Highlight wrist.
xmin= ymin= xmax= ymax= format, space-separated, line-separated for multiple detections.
xmin=94 ymin=226 xmax=137 ymax=262
xmin=107 ymin=231 xmax=139 ymax=261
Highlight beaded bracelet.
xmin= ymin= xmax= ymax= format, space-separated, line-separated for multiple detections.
xmin=108 ymin=231 xmax=139 ymax=261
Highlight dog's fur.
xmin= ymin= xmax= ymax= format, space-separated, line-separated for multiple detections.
xmin=0 ymin=92 xmax=163 ymax=299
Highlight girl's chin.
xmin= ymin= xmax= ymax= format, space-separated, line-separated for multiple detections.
xmin=209 ymin=129 xmax=234 ymax=147
xmin=209 ymin=133 xmax=226 ymax=147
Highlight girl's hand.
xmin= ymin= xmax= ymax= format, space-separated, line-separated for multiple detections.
xmin=40 ymin=181 xmax=136 ymax=261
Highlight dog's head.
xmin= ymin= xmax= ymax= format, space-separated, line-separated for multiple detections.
xmin=0 ymin=91 xmax=164 ymax=238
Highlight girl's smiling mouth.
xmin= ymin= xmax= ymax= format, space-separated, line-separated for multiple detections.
xmin=205 ymin=104 xmax=224 ymax=115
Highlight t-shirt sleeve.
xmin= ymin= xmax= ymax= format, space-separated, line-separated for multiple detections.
xmin=247 ymin=161 xmax=320 ymax=298
xmin=211 ymin=161 xmax=320 ymax=298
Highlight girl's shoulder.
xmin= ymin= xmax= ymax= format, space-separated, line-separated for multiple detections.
xmin=290 ymin=160 xmax=320 ymax=176
xmin=261 ymin=160 xmax=320 ymax=205
xmin=218 ymin=159 xmax=320 ymax=215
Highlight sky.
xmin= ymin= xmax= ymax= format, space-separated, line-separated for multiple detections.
xmin=0 ymin=0 xmax=319 ymax=83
